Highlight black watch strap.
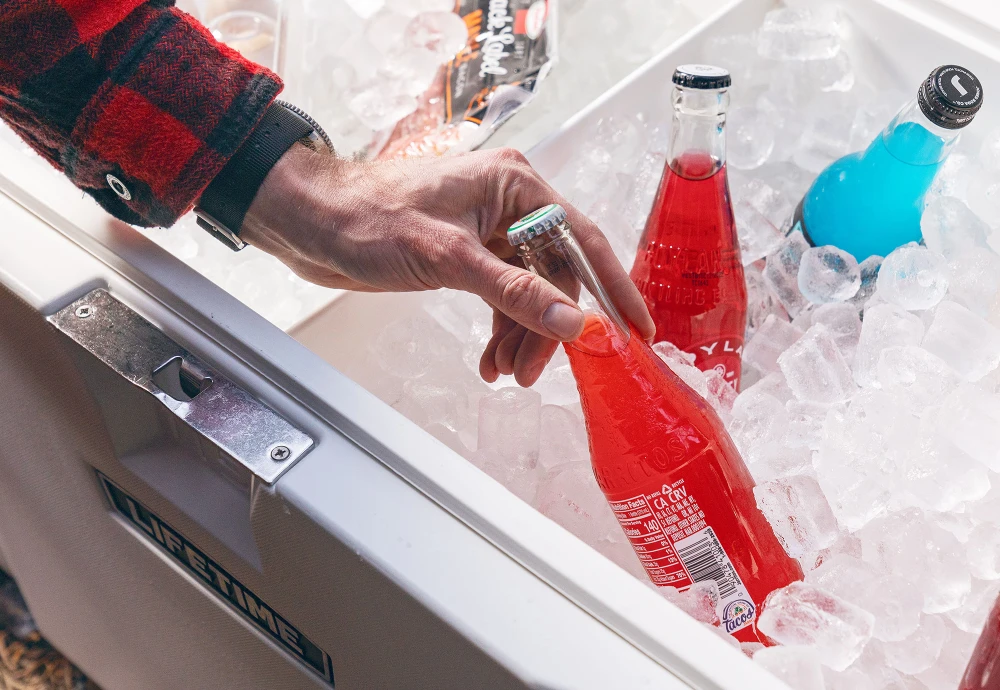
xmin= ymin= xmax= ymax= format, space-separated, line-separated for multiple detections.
xmin=195 ymin=102 xmax=316 ymax=251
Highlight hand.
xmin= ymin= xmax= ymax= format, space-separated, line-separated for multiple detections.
xmin=241 ymin=143 xmax=654 ymax=387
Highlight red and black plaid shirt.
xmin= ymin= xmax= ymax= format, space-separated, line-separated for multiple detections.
xmin=0 ymin=0 xmax=282 ymax=227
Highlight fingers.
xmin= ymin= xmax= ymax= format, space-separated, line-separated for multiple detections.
xmin=451 ymin=244 xmax=585 ymax=342
xmin=486 ymin=149 xmax=655 ymax=341
xmin=513 ymin=331 xmax=561 ymax=387
xmin=479 ymin=309 xmax=562 ymax=388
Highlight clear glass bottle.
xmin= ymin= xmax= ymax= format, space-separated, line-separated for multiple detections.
xmin=509 ymin=204 xmax=802 ymax=643
xmin=629 ymin=65 xmax=746 ymax=389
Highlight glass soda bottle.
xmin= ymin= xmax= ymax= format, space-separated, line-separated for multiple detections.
xmin=791 ymin=65 xmax=984 ymax=261
xmin=630 ymin=65 xmax=746 ymax=390
xmin=508 ymin=204 xmax=802 ymax=644
xmin=960 ymin=593 xmax=1000 ymax=690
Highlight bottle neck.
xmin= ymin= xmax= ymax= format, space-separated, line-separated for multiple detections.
xmin=668 ymin=86 xmax=729 ymax=181
xmin=880 ymin=98 xmax=961 ymax=166
xmin=516 ymin=223 xmax=630 ymax=344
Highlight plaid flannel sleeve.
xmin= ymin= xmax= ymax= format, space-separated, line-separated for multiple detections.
xmin=0 ymin=0 xmax=282 ymax=227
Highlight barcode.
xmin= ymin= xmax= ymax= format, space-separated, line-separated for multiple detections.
xmin=676 ymin=529 xmax=737 ymax=599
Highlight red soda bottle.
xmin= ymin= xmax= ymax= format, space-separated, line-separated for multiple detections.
xmin=961 ymin=594 xmax=1000 ymax=690
xmin=630 ymin=65 xmax=747 ymax=389
xmin=508 ymin=205 xmax=802 ymax=644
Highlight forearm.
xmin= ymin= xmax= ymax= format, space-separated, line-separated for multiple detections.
xmin=0 ymin=0 xmax=281 ymax=227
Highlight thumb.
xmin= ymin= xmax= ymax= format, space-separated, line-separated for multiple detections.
xmin=453 ymin=246 xmax=585 ymax=341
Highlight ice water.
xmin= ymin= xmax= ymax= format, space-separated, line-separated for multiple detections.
xmin=631 ymin=66 xmax=747 ymax=388
xmin=792 ymin=65 xmax=984 ymax=260
xmin=509 ymin=205 xmax=801 ymax=644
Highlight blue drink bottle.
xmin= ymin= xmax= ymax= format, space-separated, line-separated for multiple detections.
xmin=791 ymin=65 xmax=984 ymax=261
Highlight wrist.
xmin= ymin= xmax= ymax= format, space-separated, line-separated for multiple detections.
xmin=239 ymin=143 xmax=337 ymax=256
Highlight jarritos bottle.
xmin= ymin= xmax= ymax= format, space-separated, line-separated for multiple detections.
xmin=508 ymin=205 xmax=802 ymax=644
xmin=630 ymin=65 xmax=746 ymax=390
xmin=960 ymin=594 xmax=1000 ymax=690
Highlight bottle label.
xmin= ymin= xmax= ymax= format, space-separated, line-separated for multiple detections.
xmin=608 ymin=479 xmax=754 ymax=633
xmin=686 ymin=337 xmax=743 ymax=388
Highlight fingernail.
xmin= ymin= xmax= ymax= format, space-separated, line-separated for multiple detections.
xmin=542 ymin=302 xmax=584 ymax=340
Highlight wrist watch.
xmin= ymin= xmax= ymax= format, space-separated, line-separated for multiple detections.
xmin=194 ymin=100 xmax=333 ymax=251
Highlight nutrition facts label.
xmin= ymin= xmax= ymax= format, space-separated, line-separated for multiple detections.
xmin=609 ymin=493 xmax=691 ymax=586
xmin=609 ymin=479 xmax=748 ymax=628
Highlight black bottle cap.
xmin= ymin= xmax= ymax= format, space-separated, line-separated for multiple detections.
xmin=919 ymin=65 xmax=984 ymax=130
xmin=672 ymin=64 xmax=732 ymax=90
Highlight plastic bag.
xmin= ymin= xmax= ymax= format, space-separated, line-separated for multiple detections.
xmin=374 ymin=0 xmax=557 ymax=159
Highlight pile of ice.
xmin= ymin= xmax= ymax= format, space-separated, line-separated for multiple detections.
xmin=362 ymin=2 xmax=1000 ymax=688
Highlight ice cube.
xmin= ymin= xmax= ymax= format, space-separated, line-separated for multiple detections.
xmin=784 ymin=400 xmax=836 ymax=450
xmin=860 ymin=510 xmax=971 ymax=614
xmin=756 ymin=7 xmax=842 ymax=61
xmin=764 ymin=230 xmax=811 ymax=316
xmin=921 ymin=196 xmax=991 ymax=260
xmin=745 ymin=264 xmax=791 ymax=340
xmin=743 ymin=314 xmax=803 ymax=374
xmin=535 ymin=462 xmax=618 ymax=544
xmin=778 ymin=324 xmax=856 ymax=404
xmin=652 ymin=342 xmax=709 ymax=401
xmin=757 ymin=582 xmax=875 ymax=671
xmin=754 ymin=475 xmax=840 ymax=557
xmin=747 ymin=439 xmax=813 ymax=483
xmin=597 ymin=116 xmax=644 ymax=175
xmin=735 ymin=202 xmax=784 ymax=265
xmin=798 ymin=246 xmax=861 ymax=304
xmin=344 ymin=0 xmax=384 ymax=19
xmin=936 ymin=385 xmax=1000 ymax=473
xmin=403 ymin=11 xmax=468 ymax=59
xmin=814 ymin=392 xmax=893 ymax=531
xmin=794 ymin=107 xmax=854 ymax=174
xmin=727 ymin=387 xmax=789 ymax=461
xmin=847 ymin=255 xmax=883 ymax=314
xmin=876 ymin=244 xmax=950 ymax=311
xmin=733 ymin=178 xmax=795 ymax=231
xmin=532 ymin=357 xmax=581 ymax=407
xmin=808 ymin=554 xmax=923 ymax=643
xmin=347 ymin=84 xmax=418 ymax=130
xmin=914 ymin=619 xmax=980 ymax=690
xmin=471 ymin=447 xmax=540 ymax=504
xmin=981 ymin=127 xmax=1000 ymax=171
xmin=728 ymin=106 xmax=775 ymax=170
xmin=537 ymin=405 xmax=590 ymax=472
xmin=656 ymin=580 xmax=721 ymax=626
xmin=385 ymin=0 xmax=454 ymax=16
xmin=947 ymin=577 xmax=1000 ymax=633
xmin=967 ymin=522 xmax=1000 ymax=581
xmin=967 ymin=171 xmax=1000 ymax=224
xmin=810 ymin=303 xmax=862 ymax=361
xmin=394 ymin=379 xmax=465 ymax=431
xmin=882 ymin=615 xmax=949 ymax=675
xmin=948 ymin=248 xmax=1000 ymax=317
xmin=876 ymin=346 xmax=960 ymax=414
xmin=740 ymin=641 xmax=765 ymax=658
xmin=754 ymin=646 xmax=825 ymax=690
xmin=923 ymin=301 xmax=1000 ymax=381
xmin=852 ymin=303 xmax=925 ymax=387
xmin=478 ymin=387 xmax=541 ymax=449
xmin=374 ymin=315 xmax=458 ymax=378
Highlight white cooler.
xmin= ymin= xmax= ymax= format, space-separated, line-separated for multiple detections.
xmin=0 ymin=1 xmax=997 ymax=688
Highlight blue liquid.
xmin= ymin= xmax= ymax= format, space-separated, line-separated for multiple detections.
xmin=801 ymin=121 xmax=947 ymax=261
